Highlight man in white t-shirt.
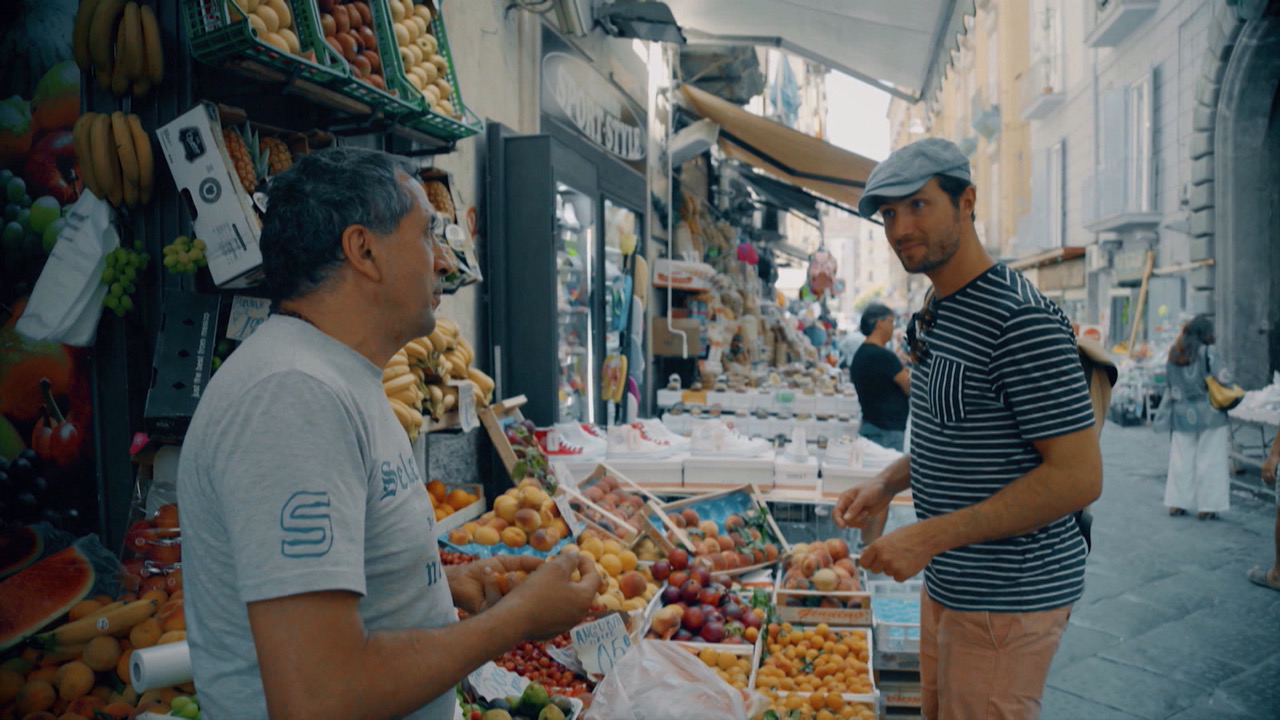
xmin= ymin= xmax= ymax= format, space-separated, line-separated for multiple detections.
xmin=178 ymin=147 xmax=599 ymax=720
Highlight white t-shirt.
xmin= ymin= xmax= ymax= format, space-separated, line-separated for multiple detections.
xmin=177 ymin=316 xmax=456 ymax=720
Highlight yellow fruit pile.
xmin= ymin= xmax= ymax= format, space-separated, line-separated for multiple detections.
xmin=72 ymin=112 xmax=154 ymax=209
xmin=382 ymin=316 xmax=495 ymax=438
xmin=74 ymin=0 xmax=165 ymax=98
xmin=387 ymin=0 xmax=461 ymax=118
xmin=226 ymin=0 xmax=305 ymax=57
xmin=448 ymin=480 xmax=569 ymax=553
xmin=689 ymin=646 xmax=753 ymax=690
xmin=560 ymin=527 xmax=658 ymax=613
xmin=755 ymin=623 xmax=873 ymax=696
xmin=751 ymin=691 xmax=877 ymax=720
xmin=426 ymin=479 xmax=479 ymax=522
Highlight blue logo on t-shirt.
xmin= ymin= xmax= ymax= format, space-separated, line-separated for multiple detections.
xmin=379 ymin=452 xmax=423 ymax=501
xmin=280 ymin=491 xmax=334 ymax=558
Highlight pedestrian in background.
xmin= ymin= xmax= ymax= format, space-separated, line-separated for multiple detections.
xmin=1161 ymin=315 xmax=1232 ymax=520
xmin=848 ymin=302 xmax=910 ymax=451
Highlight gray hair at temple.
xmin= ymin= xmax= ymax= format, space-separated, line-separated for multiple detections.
xmin=259 ymin=147 xmax=423 ymax=302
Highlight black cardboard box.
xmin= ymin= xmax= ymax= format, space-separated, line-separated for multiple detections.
xmin=144 ymin=291 xmax=223 ymax=441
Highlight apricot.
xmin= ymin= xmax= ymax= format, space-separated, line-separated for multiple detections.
xmin=16 ymin=679 xmax=55 ymax=714
xmin=500 ymin=526 xmax=527 ymax=548
xmin=55 ymin=662 xmax=93 ymax=702
xmin=488 ymin=517 xmax=509 ymax=532
xmin=473 ymin=526 xmax=501 ymax=545
xmin=528 ymin=528 xmax=559 ymax=552
xmin=580 ymin=537 xmax=604 ymax=561
xmin=494 ymin=495 xmax=519 ymax=523
xmin=427 ymin=479 xmax=447 ymax=503
xmin=82 ymin=637 xmax=121 ymax=673
xmin=65 ymin=695 xmax=106 ymax=716
xmin=599 ymin=554 xmax=623 ymax=578
xmin=518 ymin=486 xmax=548 ymax=509
xmin=825 ymin=538 xmax=850 ymax=561
xmin=513 ymin=508 xmax=542 ymax=533
xmin=27 ymin=667 xmax=58 ymax=685
xmin=446 ymin=488 xmax=474 ymax=510
xmin=97 ymin=701 xmax=134 ymax=719
xmin=697 ymin=520 xmax=719 ymax=537
xmin=618 ymin=550 xmax=638 ymax=572
xmin=129 ymin=617 xmax=163 ymax=649
xmin=0 ymin=668 xmax=22 ymax=705
xmin=116 ymin=648 xmax=133 ymax=684
xmin=680 ymin=509 xmax=700 ymax=526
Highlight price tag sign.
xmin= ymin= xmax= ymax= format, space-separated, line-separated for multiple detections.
xmin=545 ymin=643 xmax=588 ymax=677
xmin=551 ymin=461 xmax=577 ymax=489
xmin=571 ymin=613 xmax=632 ymax=677
xmin=449 ymin=379 xmax=478 ymax=431
xmin=554 ymin=492 xmax=587 ymax=539
xmin=465 ymin=661 xmax=528 ymax=703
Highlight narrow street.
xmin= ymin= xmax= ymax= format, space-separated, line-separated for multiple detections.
xmin=1042 ymin=425 xmax=1280 ymax=719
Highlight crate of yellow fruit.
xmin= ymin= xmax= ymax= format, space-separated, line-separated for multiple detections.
xmin=753 ymin=622 xmax=878 ymax=715
xmin=427 ymin=480 xmax=483 ymax=532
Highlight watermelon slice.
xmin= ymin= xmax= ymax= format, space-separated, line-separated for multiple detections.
xmin=0 ymin=542 xmax=94 ymax=650
xmin=0 ymin=525 xmax=43 ymax=580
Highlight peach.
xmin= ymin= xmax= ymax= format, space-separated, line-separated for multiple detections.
xmin=529 ymin=527 xmax=560 ymax=552
xmin=764 ymin=543 xmax=780 ymax=562
xmin=716 ymin=535 xmax=735 ymax=552
xmin=698 ymin=520 xmax=719 ymax=537
xmin=835 ymin=557 xmax=858 ymax=575
xmin=500 ymin=526 xmax=527 ymax=548
xmin=462 ymin=521 xmax=480 ymax=536
xmin=447 ymin=528 xmax=472 ymax=545
xmin=667 ymin=512 xmax=687 ymax=529
xmin=700 ymin=538 xmax=721 ymax=556
xmin=474 ymin=526 xmax=501 ymax=545
xmin=801 ymin=555 xmax=819 ymax=577
xmin=825 ymin=537 xmax=850 ymax=561
xmin=680 ymin=508 xmax=700 ymax=527
xmin=514 ymin=508 xmax=542 ymax=533
xmin=724 ymin=513 xmax=744 ymax=531
xmin=618 ymin=571 xmax=648 ymax=600
xmin=488 ymin=518 xmax=509 ymax=532
xmin=584 ymin=485 xmax=605 ymax=503
xmin=812 ymin=549 xmax=833 ymax=568
xmin=494 ymin=495 xmax=519 ymax=523
xmin=812 ymin=568 xmax=839 ymax=592
xmin=837 ymin=577 xmax=859 ymax=592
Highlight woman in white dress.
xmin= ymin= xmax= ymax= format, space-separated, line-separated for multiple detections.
xmin=1161 ymin=315 xmax=1231 ymax=519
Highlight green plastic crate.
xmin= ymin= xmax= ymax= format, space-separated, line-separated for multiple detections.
xmin=182 ymin=0 xmax=345 ymax=87
xmin=295 ymin=0 xmax=421 ymax=115
xmin=372 ymin=0 xmax=482 ymax=141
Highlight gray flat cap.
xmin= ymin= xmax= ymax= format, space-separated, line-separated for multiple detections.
xmin=858 ymin=137 xmax=971 ymax=218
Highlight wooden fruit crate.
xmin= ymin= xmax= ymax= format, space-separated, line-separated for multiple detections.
xmin=774 ymin=564 xmax=873 ymax=626
xmin=653 ymin=485 xmax=790 ymax=577
xmin=477 ymin=396 xmax=556 ymax=490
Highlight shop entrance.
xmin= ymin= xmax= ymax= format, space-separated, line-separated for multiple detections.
xmin=1216 ymin=15 xmax=1280 ymax=387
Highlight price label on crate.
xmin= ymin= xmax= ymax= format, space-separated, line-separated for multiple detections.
xmin=571 ymin=613 xmax=632 ymax=677
xmin=554 ymin=491 xmax=587 ymax=539
xmin=551 ymin=461 xmax=578 ymax=489
xmin=465 ymin=661 xmax=529 ymax=703
xmin=448 ymin=379 xmax=479 ymax=431
xmin=546 ymin=643 xmax=588 ymax=677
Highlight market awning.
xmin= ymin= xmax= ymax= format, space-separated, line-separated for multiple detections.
xmin=1006 ymin=246 xmax=1086 ymax=271
xmin=733 ymin=166 xmax=821 ymax=220
xmin=664 ymin=0 xmax=975 ymax=105
xmin=680 ymin=83 xmax=877 ymax=214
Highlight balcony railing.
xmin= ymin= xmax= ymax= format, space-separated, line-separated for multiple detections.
xmin=1020 ymin=55 xmax=1065 ymax=121
xmin=1085 ymin=0 xmax=1160 ymax=48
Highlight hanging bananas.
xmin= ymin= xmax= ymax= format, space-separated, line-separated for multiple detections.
xmin=381 ymin=316 xmax=495 ymax=438
xmin=75 ymin=0 xmax=166 ymax=98
xmin=73 ymin=112 xmax=154 ymax=209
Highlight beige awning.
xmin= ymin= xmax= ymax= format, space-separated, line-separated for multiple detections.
xmin=680 ymin=83 xmax=878 ymax=214
xmin=666 ymin=0 xmax=976 ymax=105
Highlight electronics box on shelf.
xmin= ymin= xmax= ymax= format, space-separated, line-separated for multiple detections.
xmin=155 ymin=102 xmax=263 ymax=288
xmin=683 ymin=455 xmax=774 ymax=490
xmin=143 ymin=291 xmax=223 ymax=441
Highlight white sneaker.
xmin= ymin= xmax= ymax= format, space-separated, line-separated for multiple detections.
xmin=606 ymin=424 xmax=672 ymax=458
xmin=535 ymin=428 xmax=589 ymax=458
xmin=825 ymin=436 xmax=903 ymax=470
xmin=690 ymin=418 xmax=771 ymax=458
xmin=552 ymin=423 xmax=606 ymax=457
xmin=630 ymin=419 xmax=691 ymax=451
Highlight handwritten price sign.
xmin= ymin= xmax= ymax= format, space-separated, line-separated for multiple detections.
xmin=570 ymin=613 xmax=632 ymax=677
xmin=465 ymin=661 xmax=528 ymax=703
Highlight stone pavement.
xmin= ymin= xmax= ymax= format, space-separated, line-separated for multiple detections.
xmin=1041 ymin=425 xmax=1280 ymax=720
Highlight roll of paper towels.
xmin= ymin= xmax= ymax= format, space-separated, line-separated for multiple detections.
xmin=131 ymin=641 xmax=192 ymax=691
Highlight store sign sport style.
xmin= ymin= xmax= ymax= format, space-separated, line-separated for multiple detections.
xmin=543 ymin=52 xmax=646 ymax=162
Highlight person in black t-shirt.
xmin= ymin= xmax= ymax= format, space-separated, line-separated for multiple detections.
xmin=849 ymin=302 xmax=910 ymax=451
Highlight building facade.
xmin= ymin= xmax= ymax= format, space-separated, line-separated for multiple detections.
xmin=891 ymin=0 xmax=1278 ymax=387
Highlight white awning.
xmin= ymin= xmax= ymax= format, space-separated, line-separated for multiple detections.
xmin=665 ymin=0 xmax=975 ymax=104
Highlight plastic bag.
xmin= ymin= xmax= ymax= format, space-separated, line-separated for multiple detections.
xmin=585 ymin=640 xmax=765 ymax=720
xmin=15 ymin=191 xmax=117 ymax=346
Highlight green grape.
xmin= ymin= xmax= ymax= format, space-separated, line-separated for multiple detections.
xmin=192 ymin=238 xmax=206 ymax=251
xmin=120 ymin=295 xmax=134 ymax=312
xmin=105 ymin=252 xmax=118 ymax=269
xmin=163 ymin=255 xmax=178 ymax=268
xmin=122 ymin=267 xmax=136 ymax=283
xmin=104 ymin=295 xmax=119 ymax=310
xmin=102 ymin=267 xmax=116 ymax=283
xmin=176 ymin=251 xmax=189 ymax=264
xmin=163 ymin=244 xmax=179 ymax=256
xmin=110 ymin=282 xmax=123 ymax=296
xmin=114 ymin=305 xmax=125 ymax=317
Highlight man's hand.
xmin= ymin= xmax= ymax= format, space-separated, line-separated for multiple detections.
xmin=857 ymin=523 xmax=937 ymax=581
xmin=498 ymin=550 xmax=600 ymax=642
xmin=1263 ymin=450 xmax=1278 ymax=486
xmin=834 ymin=477 xmax=893 ymax=531
xmin=448 ymin=555 xmax=545 ymax=616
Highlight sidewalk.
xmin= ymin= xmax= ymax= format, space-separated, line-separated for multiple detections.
xmin=1042 ymin=425 xmax=1280 ymax=719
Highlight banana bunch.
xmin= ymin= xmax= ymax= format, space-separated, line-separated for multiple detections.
xmin=384 ymin=344 xmax=427 ymax=439
xmin=74 ymin=0 xmax=165 ymax=98
xmin=72 ymin=111 xmax=154 ymax=209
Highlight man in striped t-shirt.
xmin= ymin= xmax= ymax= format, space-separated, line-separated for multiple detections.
xmin=835 ymin=138 xmax=1102 ymax=719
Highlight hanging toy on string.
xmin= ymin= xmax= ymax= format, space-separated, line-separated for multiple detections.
xmin=806 ymin=249 xmax=838 ymax=298
xmin=736 ymin=241 xmax=759 ymax=265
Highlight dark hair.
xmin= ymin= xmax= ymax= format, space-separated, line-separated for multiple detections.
xmin=1168 ymin=315 xmax=1215 ymax=366
xmin=259 ymin=147 xmax=421 ymax=302
xmin=934 ymin=174 xmax=976 ymax=221
xmin=860 ymin=303 xmax=893 ymax=336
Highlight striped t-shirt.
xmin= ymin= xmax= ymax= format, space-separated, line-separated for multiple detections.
xmin=909 ymin=264 xmax=1095 ymax=612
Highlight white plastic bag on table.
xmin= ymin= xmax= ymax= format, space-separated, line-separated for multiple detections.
xmin=15 ymin=191 xmax=118 ymax=346
xmin=585 ymin=640 xmax=765 ymax=720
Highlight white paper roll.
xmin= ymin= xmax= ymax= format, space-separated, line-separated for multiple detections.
xmin=131 ymin=641 xmax=193 ymax=691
